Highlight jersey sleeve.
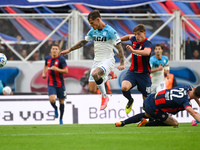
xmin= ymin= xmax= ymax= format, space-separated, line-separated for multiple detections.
xmin=144 ymin=41 xmax=152 ymax=49
xmin=85 ymin=29 xmax=93 ymax=42
xmin=149 ymin=56 xmax=154 ymax=68
xmin=109 ymin=28 xmax=121 ymax=45
xmin=60 ymin=56 xmax=67 ymax=69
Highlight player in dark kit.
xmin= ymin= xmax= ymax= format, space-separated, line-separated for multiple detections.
xmin=42 ymin=44 xmax=68 ymax=125
xmin=121 ymin=24 xmax=152 ymax=114
xmin=115 ymin=85 xmax=200 ymax=127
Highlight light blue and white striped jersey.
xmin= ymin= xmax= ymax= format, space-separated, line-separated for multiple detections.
xmin=150 ymin=55 xmax=169 ymax=84
xmin=85 ymin=24 xmax=121 ymax=61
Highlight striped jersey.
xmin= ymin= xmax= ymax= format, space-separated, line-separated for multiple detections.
xmin=45 ymin=55 xmax=68 ymax=87
xmin=85 ymin=24 xmax=121 ymax=61
xmin=129 ymin=36 xmax=152 ymax=73
xmin=154 ymin=86 xmax=192 ymax=114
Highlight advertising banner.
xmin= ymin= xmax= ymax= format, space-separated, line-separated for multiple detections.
xmin=0 ymin=94 xmax=199 ymax=125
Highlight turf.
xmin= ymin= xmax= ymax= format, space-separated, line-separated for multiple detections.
xmin=0 ymin=123 xmax=199 ymax=150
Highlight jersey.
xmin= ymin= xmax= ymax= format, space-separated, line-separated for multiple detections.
xmin=45 ymin=55 xmax=68 ymax=87
xmin=154 ymin=86 xmax=192 ymax=114
xmin=85 ymin=24 xmax=121 ymax=61
xmin=129 ymin=36 xmax=152 ymax=73
xmin=150 ymin=55 xmax=169 ymax=85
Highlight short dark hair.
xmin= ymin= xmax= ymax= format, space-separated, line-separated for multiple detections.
xmin=194 ymin=86 xmax=200 ymax=97
xmin=88 ymin=10 xmax=101 ymax=20
xmin=155 ymin=43 xmax=163 ymax=50
xmin=51 ymin=44 xmax=60 ymax=49
xmin=133 ymin=24 xmax=146 ymax=33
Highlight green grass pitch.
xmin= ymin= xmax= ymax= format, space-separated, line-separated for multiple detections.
xmin=0 ymin=123 xmax=200 ymax=150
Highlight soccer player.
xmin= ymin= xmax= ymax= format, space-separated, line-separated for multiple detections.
xmin=120 ymin=24 xmax=152 ymax=114
xmin=42 ymin=44 xmax=68 ymax=124
xmin=150 ymin=43 xmax=169 ymax=94
xmin=115 ymin=85 xmax=200 ymax=127
xmin=60 ymin=10 xmax=125 ymax=110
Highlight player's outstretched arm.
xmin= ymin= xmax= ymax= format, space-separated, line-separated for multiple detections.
xmin=186 ymin=107 xmax=200 ymax=123
xmin=60 ymin=39 xmax=88 ymax=56
xmin=116 ymin=43 xmax=125 ymax=71
xmin=42 ymin=65 xmax=48 ymax=79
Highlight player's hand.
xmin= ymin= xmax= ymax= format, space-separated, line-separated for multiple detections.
xmin=117 ymin=64 xmax=125 ymax=71
xmin=126 ymin=45 xmax=134 ymax=53
xmin=60 ymin=48 xmax=71 ymax=56
xmin=42 ymin=73 xmax=46 ymax=79
xmin=51 ymin=66 xmax=59 ymax=71
xmin=158 ymin=64 xmax=163 ymax=71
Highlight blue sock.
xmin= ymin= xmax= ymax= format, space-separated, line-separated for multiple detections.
xmin=195 ymin=120 xmax=199 ymax=124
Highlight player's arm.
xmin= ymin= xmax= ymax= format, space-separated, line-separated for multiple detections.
xmin=185 ymin=106 xmax=200 ymax=122
xmin=42 ymin=65 xmax=48 ymax=79
xmin=115 ymin=43 xmax=125 ymax=70
xmin=150 ymin=64 xmax=163 ymax=73
xmin=51 ymin=66 xmax=68 ymax=74
xmin=60 ymin=40 xmax=88 ymax=55
xmin=126 ymin=45 xmax=151 ymax=56
xmin=121 ymin=34 xmax=134 ymax=41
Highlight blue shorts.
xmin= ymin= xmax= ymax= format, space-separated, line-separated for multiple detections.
xmin=123 ymin=70 xmax=151 ymax=97
xmin=48 ymin=86 xmax=66 ymax=99
xmin=143 ymin=94 xmax=168 ymax=121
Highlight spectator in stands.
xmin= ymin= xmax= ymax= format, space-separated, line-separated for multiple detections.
xmin=163 ymin=51 xmax=170 ymax=60
xmin=21 ymin=49 xmax=27 ymax=58
xmin=192 ymin=49 xmax=200 ymax=60
xmin=185 ymin=37 xmax=193 ymax=59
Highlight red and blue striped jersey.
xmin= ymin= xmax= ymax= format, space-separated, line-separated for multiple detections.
xmin=129 ymin=36 xmax=152 ymax=73
xmin=45 ymin=55 xmax=68 ymax=87
xmin=154 ymin=86 xmax=192 ymax=114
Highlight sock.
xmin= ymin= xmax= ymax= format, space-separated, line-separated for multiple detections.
xmin=59 ymin=103 xmax=64 ymax=120
xmin=145 ymin=120 xmax=170 ymax=126
xmin=122 ymin=90 xmax=133 ymax=103
xmin=195 ymin=120 xmax=199 ymax=124
xmin=50 ymin=102 xmax=57 ymax=110
xmin=96 ymin=78 xmax=107 ymax=98
xmin=123 ymin=113 xmax=146 ymax=125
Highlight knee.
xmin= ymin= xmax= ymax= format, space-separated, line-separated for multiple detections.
xmin=89 ymin=86 xmax=97 ymax=94
xmin=121 ymin=85 xmax=130 ymax=92
xmin=92 ymin=71 xmax=98 ymax=80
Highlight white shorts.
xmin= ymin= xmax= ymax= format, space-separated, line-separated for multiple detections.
xmin=151 ymin=81 xmax=166 ymax=94
xmin=89 ymin=58 xmax=115 ymax=82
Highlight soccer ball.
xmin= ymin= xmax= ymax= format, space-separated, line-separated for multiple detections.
xmin=0 ymin=53 xmax=7 ymax=67
xmin=3 ymin=86 xmax=12 ymax=95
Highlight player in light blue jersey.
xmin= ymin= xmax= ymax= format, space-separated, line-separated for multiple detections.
xmin=150 ymin=43 xmax=169 ymax=94
xmin=61 ymin=10 xmax=125 ymax=110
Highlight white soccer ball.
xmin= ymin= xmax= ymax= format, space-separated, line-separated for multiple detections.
xmin=3 ymin=86 xmax=12 ymax=95
xmin=0 ymin=53 xmax=7 ymax=67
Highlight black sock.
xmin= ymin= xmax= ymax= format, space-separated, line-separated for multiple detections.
xmin=50 ymin=102 xmax=57 ymax=110
xmin=145 ymin=120 xmax=170 ymax=126
xmin=123 ymin=113 xmax=146 ymax=125
xmin=122 ymin=90 xmax=133 ymax=103
xmin=59 ymin=104 xmax=64 ymax=120
xmin=95 ymin=78 xmax=103 ymax=85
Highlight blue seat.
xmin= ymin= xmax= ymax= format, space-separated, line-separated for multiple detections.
xmin=0 ymin=67 xmax=20 ymax=92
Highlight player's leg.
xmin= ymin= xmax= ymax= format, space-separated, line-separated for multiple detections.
xmin=163 ymin=115 xmax=179 ymax=127
xmin=115 ymin=113 xmax=147 ymax=127
xmin=48 ymin=86 xmax=58 ymax=118
xmin=59 ymin=99 xmax=65 ymax=125
xmin=136 ymin=73 xmax=151 ymax=100
xmin=121 ymin=70 xmax=136 ymax=114
xmin=57 ymin=86 xmax=66 ymax=125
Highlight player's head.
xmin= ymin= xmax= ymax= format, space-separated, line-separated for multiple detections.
xmin=193 ymin=86 xmax=200 ymax=97
xmin=133 ymin=24 xmax=146 ymax=43
xmin=88 ymin=10 xmax=102 ymax=30
xmin=154 ymin=43 xmax=164 ymax=57
xmin=51 ymin=44 xmax=60 ymax=57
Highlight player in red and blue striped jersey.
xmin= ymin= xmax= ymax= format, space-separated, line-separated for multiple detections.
xmin=115 ymin=85 xmax=200 ymax=127
xmin=42 ymin=44 xmax=68 ymax=125
xmin=121 ymin=24 xmax=152 ymax=114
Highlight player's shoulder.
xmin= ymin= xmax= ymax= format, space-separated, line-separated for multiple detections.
xmin=45 ymin=55 xmax=51 ymax=60
xmin=150 ymin=55 xmax=156 ymax=60
xmin=162 ymin=55 xmax=169 ymax=61
xmin=58 ymin=55 xmax=66 ymax=60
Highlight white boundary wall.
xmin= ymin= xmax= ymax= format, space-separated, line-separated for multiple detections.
xmin=0 ymin=94 xmax=199 ymax=125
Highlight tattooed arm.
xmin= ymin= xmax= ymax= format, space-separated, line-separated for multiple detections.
xmin=115 ymin=42 xmax=125 ymax=71
xmin=60 ymin=40 xmax=88 ymax=56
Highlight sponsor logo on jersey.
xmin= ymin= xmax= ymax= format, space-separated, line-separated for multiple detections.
xmin=93 ymin=36 xmax=107 ymax=41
